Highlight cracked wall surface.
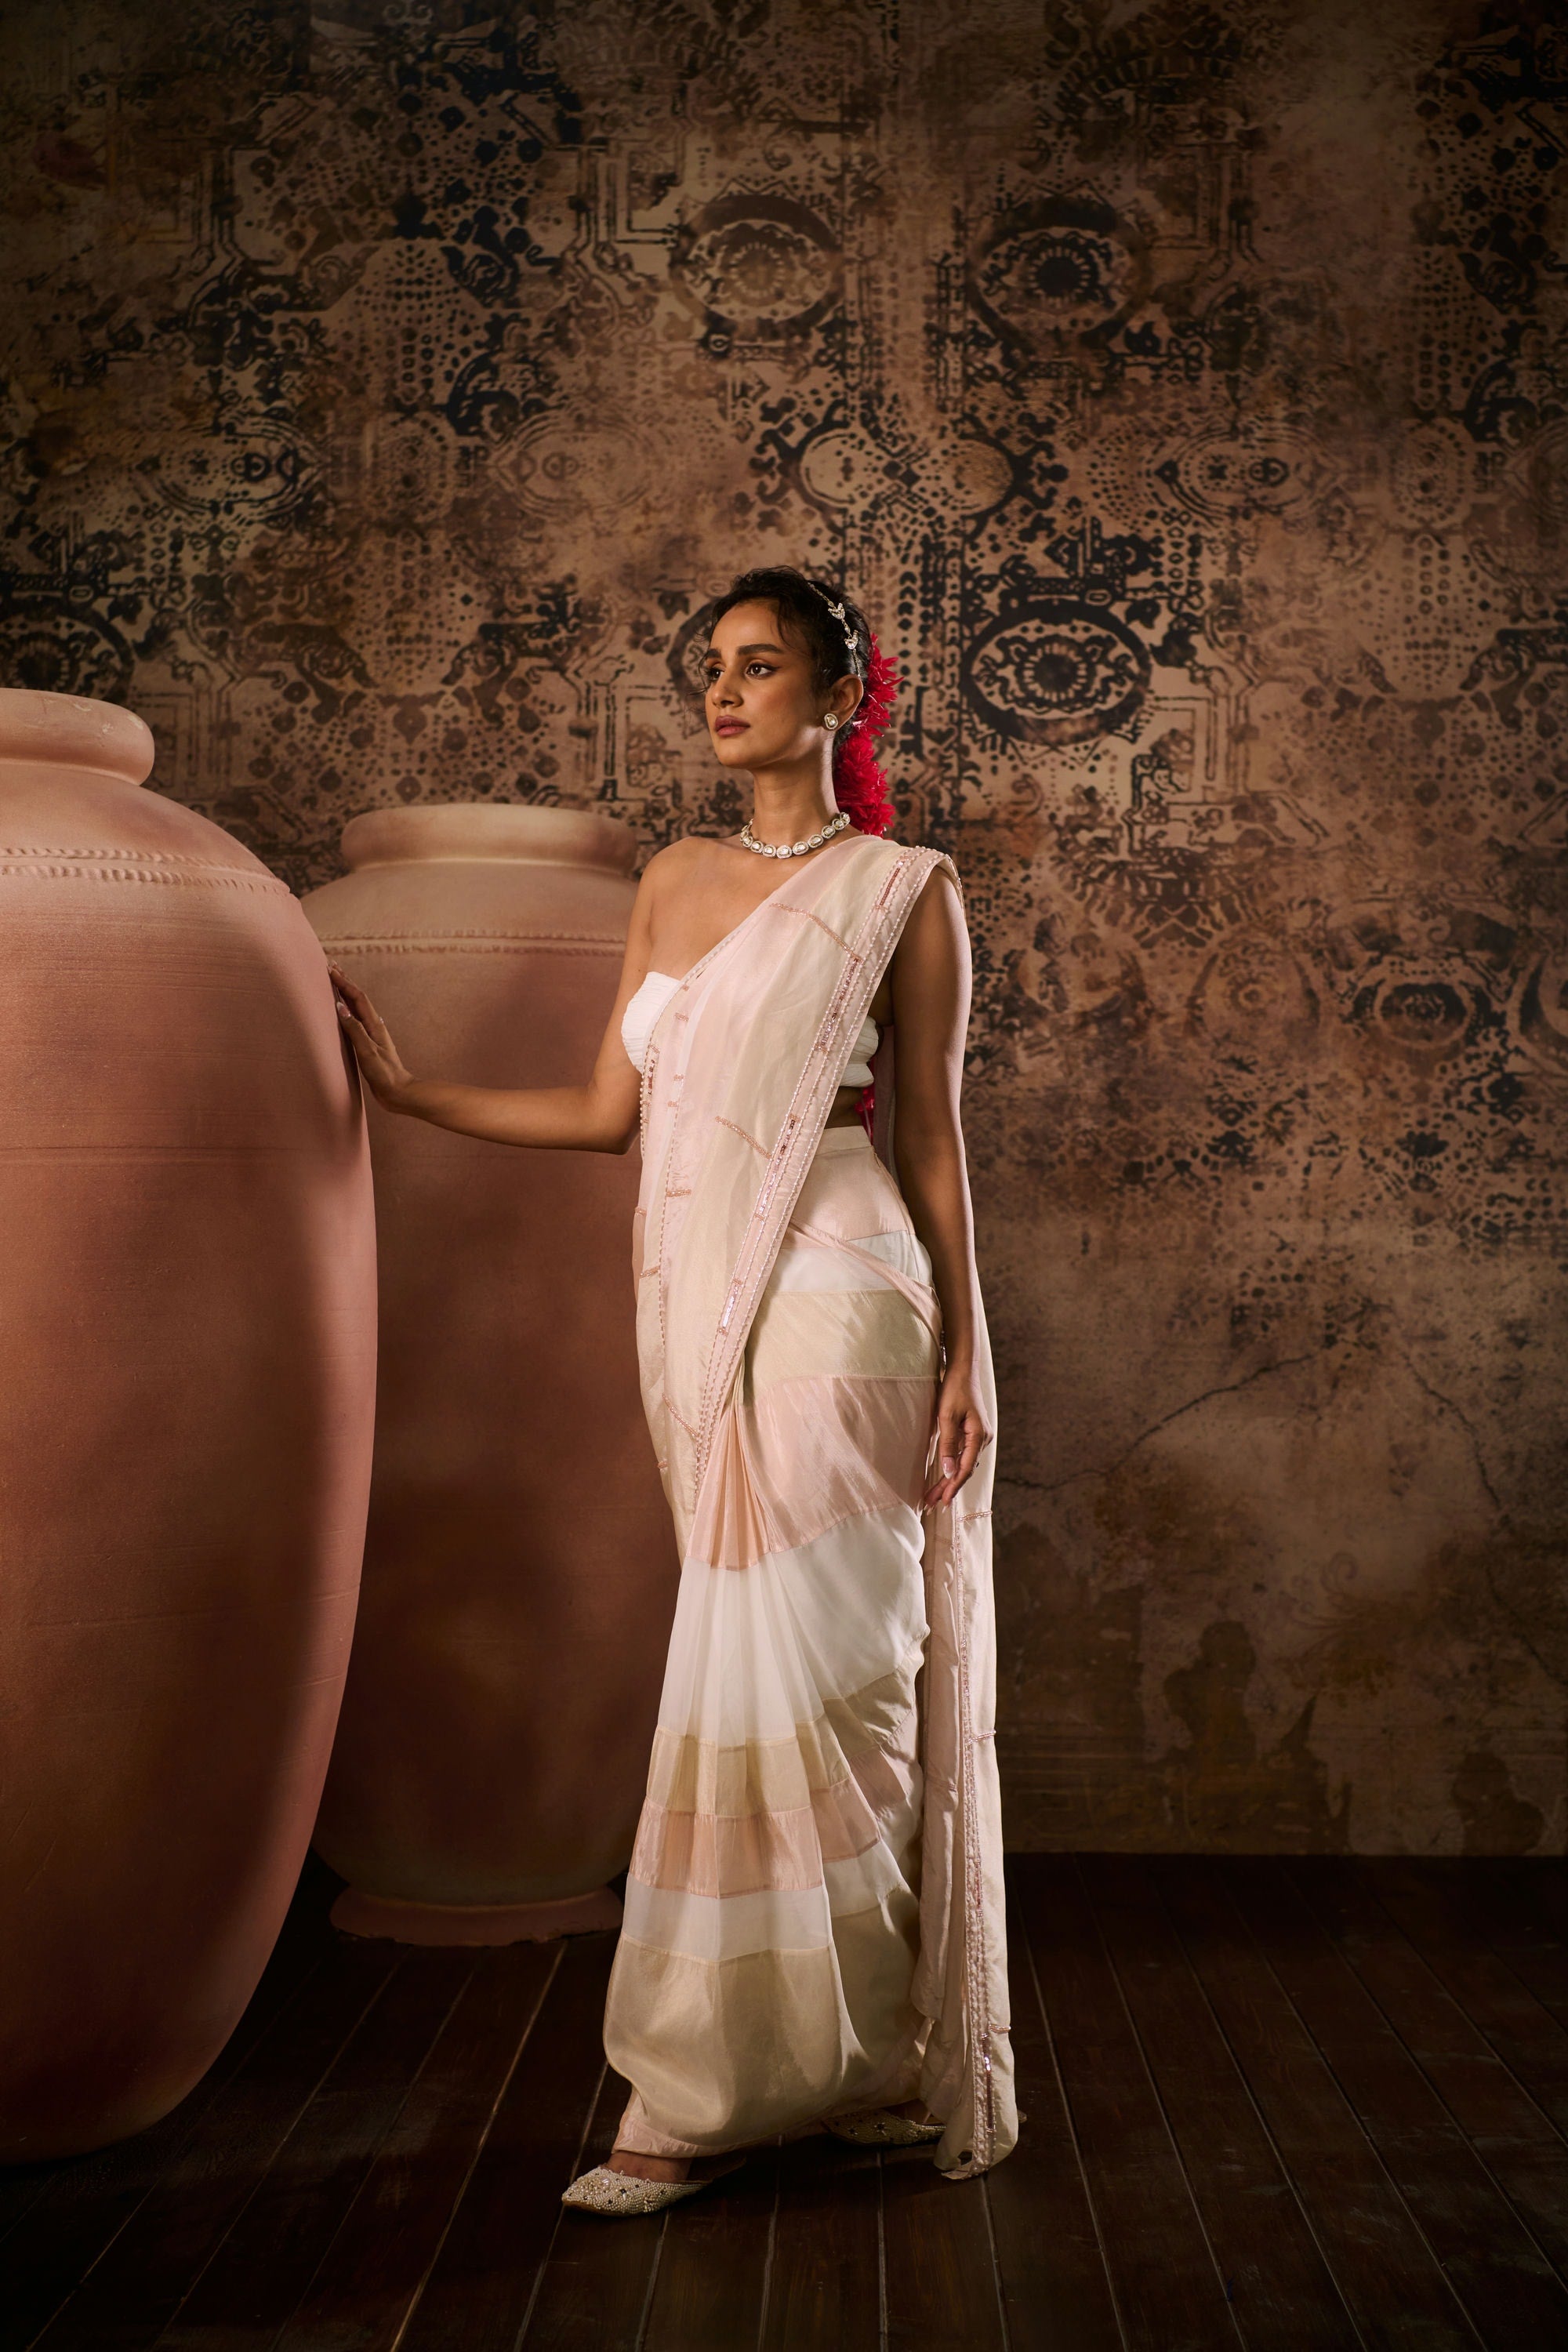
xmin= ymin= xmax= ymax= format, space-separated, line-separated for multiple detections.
xmin=3 ymin=0 xmax=1566 ymax=1850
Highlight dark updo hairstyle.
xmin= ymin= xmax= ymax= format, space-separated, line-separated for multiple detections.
xmin=708 ymin=565 xmax=898 ymax=837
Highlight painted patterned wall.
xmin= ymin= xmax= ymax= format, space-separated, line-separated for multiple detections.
xmin=4 ymin=0 xmax=1566 ymax=1853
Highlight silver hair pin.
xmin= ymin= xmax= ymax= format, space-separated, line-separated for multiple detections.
xmin=820 ymin=588 xmax=855 ymax=640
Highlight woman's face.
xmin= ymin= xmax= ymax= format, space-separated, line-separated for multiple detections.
xmin=703 ymin=599 xmax=847 ymax=769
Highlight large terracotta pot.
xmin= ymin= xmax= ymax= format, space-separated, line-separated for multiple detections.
xmin=0 ymin=689 xmax=376 ymax=2161
xmin=303 ymin=804 xmax=677 ymax=1944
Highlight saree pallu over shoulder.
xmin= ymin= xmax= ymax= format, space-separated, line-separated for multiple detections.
xmin=624 ymin=832 xmax=1017 ymax=2178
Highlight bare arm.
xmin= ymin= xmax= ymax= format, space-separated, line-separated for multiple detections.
xmin=887 ymin=866 xmax=993 ymax=1508
xmin=329 ymin=867 xmax=658 ymax=1155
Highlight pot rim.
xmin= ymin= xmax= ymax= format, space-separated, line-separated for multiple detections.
xmin=340 ymin=802 xmax=639 ymax=877
xmin=0 ymin=689 xmax=154 ymax=786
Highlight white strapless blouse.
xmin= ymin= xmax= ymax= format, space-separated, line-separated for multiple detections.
xmin=621 ymin=971 xmax=879 ymax=1088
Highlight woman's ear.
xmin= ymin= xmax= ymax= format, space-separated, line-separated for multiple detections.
xmin=833 ymin=674 xmax=865 ymax=728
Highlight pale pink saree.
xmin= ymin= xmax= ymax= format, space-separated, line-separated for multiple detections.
xmin=603 ymin=830 xmax=1017 ymax=2179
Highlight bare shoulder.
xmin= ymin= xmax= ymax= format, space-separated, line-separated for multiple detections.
xmin=641 ymin=834 xmax=735 ymax=878
xmin=636 ymin=833 xmax=724 ymax=904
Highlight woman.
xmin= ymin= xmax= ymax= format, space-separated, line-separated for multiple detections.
xmin=330 ymin=566 xmax=1017 ymax=2213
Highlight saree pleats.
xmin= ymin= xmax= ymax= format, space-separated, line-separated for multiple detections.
xmin=611 ymin=835 xmax=1018 ymax=2176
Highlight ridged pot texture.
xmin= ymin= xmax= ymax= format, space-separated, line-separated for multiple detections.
xmin=0 ymin=689 xmax=377 ymax=2160
xmin=303 ymin=804 xmax=677 ymax=1915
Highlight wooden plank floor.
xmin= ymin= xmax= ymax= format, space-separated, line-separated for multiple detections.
xmin=4 ymin=1855 xmax=1566 ymax=2350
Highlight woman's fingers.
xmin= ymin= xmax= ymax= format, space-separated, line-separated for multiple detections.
xmin=326 ymin=967 xmax=401 ymax=1101
xmin=947 ymin=1413 xmax=982 ymax=1501
xmin=331 ymin=967 xmax=378 ymax=1029
xmin=922 ymin=1404 xmax=993 ymax=1509
xmin=337 ymin=1009 xmax=379 ymax=1073
xmin=328 ymin=965 xmax=402 ymax=1087
xmin=922 ymin=1402 xmax=965 ymax=1508
xmin=329 ymin=965 xmax=371 ymax=1012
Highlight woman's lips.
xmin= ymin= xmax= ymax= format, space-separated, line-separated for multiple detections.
xmin=715 ymin=721 xmax=747 ymax=735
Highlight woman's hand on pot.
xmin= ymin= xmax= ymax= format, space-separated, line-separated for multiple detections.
xmin=922 ymin=1364 xmax=993 ymax=1511
xmin=329 ymin=964 xmax=414 ymax=1106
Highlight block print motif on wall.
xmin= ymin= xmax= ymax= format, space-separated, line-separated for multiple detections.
xmin=3 ymin=0 xmax=1566 ymax=1853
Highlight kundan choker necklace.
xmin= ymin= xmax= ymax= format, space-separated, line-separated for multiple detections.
xmin=740 ymin=808 xmax=850 ymax=860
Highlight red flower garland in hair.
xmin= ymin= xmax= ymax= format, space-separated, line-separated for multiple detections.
xmin=833 ymin=633 xmax=899 ymax=837
xmin=829 ymin=631 xmax=900 ymax=1136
